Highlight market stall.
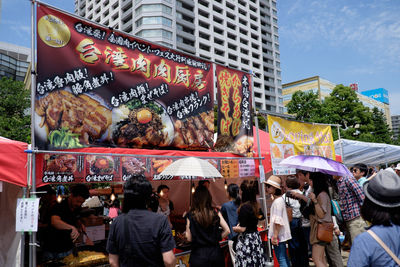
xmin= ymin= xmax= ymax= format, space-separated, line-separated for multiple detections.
xmin=0 ymin=136 xmax=29 ymax=266
xmin=28 ymin=2 xmax=274 ymax=266
xmin=334 ymin=138 xmax=400 ymax=166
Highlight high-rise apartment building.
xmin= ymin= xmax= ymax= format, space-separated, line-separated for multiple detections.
xmin=0 ymin=42 xmax=31 ymax=81
xmin=74 ymin=0 xmax=283 ymax=113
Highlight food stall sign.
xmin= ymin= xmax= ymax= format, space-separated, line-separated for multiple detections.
xmin=35 ymin=3 xmax=214 ymax=151
xmin=215 ymin=65 xmax=254 ymax=156
xmin=16 ymin=198 xmax=40 ymax=232
xmin=267 ymin=115 xmax=336 ymax=175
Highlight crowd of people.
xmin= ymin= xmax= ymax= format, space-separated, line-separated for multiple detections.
xmin=36 ymin=161 xmax=400 ymax=267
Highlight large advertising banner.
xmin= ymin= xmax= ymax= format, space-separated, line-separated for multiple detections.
xmin=267 ymin=115 xmax=336 ymax=175
xmin=214 ymin=65 xmax=253 ymax=156
xmin=35 ymin=4 xmax=214 ymax=151
xmin=35 ymin=152 xmax=256 ymax=186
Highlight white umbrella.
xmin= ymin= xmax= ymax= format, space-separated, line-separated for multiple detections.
xmin=159 ymin=157 xmax=222 ymax=178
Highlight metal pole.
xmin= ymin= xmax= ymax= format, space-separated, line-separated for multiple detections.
xmin=337 ymin=126 xmax=345 ymax=165
xmin=250 ymin=71 xmax=273 ymax=262
xmin=30 ymin=1 xmax=37 ymax=267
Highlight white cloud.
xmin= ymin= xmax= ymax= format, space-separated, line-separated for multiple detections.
xmin=279 ymin=0 xmax=400 ymax=68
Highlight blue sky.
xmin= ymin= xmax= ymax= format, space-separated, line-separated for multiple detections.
xmin=1 ymin=0 xmax=399 ymax=115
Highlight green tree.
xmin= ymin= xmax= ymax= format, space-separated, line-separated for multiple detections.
xmin=369 ymin=107 xmax=393 ymax=144
xmin=321 ymin=85 xmax=372 ymax=140
xmin=286 ymin=90 xmax=322 ymax=122
xmin=0 ymin=77 xmax=31 ymax=143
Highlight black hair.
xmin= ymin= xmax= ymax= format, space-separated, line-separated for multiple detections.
xmin=361 ymin=197 xmax=400 ymax=226
xmin=353 ymin=163 xmax=368 ymax=177
xmin=70 ymin=184 xmax=90 ymax=200
xmin=198 ymin=180 xmax=210 ymax=187
xmin=286 ymin=176 xmax=300 ymax=189
xmin=191 ymin=185 xmax=216 ymax=228
xmin=41 ymin=185 xmax=56 ymax=195
xmin=227 ymin=183 xmax=241 ymax=206
xmin=122 ymin=174 xmax=152 ymax=212
xmin=309 ymin=172 xmax=329 ymax=197
xmin=239 ymin=180 xmax=260 ymax=216
xmin=296 ymin=169 xmax=310 ymax=176
xmin=157 ymin=184 xmax=169 ymax=194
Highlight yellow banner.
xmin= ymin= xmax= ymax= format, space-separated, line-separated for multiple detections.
xmin=268 ymin=115 xmax=336 ymax=175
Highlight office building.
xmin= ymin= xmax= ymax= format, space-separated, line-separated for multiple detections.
xmin=0 ymin=42 xmax=31 ymax=81
xmin=282 ymin=76 xmax=392 ymax=128
xmin=392 ymin=115 xmax=400 ymax=140
xmin=74 ymin=0 xmax=283 ymax=113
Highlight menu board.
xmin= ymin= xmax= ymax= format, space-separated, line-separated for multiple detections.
xmin=37 ymin=153 xmax=257 ymax=186
xmin=35 ymin=4 xmax=214 ymax=151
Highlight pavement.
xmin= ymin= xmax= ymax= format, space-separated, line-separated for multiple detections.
xmin=309 ymin=250 xmax=350 ymax=266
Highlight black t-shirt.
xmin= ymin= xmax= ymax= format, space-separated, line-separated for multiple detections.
xmin=107 ymin=209 xmax=175 ymax=267
xmin=42 ymin=199 xmax=80 ymax=253
xmin=187 ymin=211 xmax=221 ymax=249
xmin=238 ymin=203 xmax=258 ymax=233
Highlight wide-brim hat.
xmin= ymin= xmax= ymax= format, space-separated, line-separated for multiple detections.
xmin=363 ymin=169 xmax=400 ymax=208
xmin=265 ymin=175 xmax=282 ymax=190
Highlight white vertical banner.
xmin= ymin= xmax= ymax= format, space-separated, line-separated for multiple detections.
xmin=16 ymin=198 xmax=40 ymax=232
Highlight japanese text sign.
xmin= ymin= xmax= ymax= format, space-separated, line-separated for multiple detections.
xmin=214 ymin=65 xmax=253 ymax=156
xmin=16 ymin=198 xmax=40 ymax=232
xmin=35 ymin=4 xmax=214 ymax=151
xmin=268 ymin=115 xmax=336 ymax=175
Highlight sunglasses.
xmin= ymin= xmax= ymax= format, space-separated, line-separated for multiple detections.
xmin=266 ymin=184 xmax=272 ymax=188
xmin=352 ymin=169 xmax=359 ymax=173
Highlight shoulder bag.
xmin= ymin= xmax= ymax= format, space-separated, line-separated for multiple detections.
xmin=367 ymin=230 xmax=400 ymax=265
xmin=284 ymin=195 xmax=293 ymax=222
xmin=317 ymin=222 xmax=334 ymax=243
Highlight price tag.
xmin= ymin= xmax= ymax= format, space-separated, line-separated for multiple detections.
xmin=16 ymin=198 xmax=40 ymax=232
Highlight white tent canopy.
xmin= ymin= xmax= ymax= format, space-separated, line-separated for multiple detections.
xmin=334 ymin=139 xmax=400 ymax=166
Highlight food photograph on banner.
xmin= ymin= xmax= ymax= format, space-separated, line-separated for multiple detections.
xmin=34 ymin=4 xmax=214 ymax=151
xmin=214 ymin=65 xmax=254 ymax=157
xmin=268 ymin=115 xmax=336 ymax=175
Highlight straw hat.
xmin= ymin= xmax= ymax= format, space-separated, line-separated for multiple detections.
xmin=265 ymin=175 xmax=282 ymax=189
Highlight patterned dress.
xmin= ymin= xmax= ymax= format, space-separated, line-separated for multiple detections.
xmin=235 ymin=203 xmax=266 ymax=267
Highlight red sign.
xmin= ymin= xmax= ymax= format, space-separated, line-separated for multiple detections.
xmin=350 ymin=83 xmax=358 ymax=91
xmin=215 ymin=65 xmax=253 ymax=156
xmin=35 ymin=4 xmax=214 ymax=151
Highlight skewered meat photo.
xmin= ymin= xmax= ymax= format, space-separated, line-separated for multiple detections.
xmin=112 ymin=99 xmax=174 ymax=148
xmin=35 ymin=90 xmax=112 ymax=148
xmin=172 ymin=110 xmax=214 ymax=149
xmin=121 ymin=157 xmax=146 ymax=176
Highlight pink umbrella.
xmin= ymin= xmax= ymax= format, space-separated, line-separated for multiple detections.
xmin=278 ymin=155 xmax=352 ymax=177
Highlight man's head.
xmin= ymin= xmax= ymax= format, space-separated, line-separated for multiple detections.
xmin=395 ymin=163 xmax=400 ymax=177
xmin=352 ymin=163 xmax=368 ymax=179
xmin=296 ymin=169 xmax=310 ymax=186
xmin=69 ymin=184 xmax=90 ymax=210
xmin=123 ymin=174 xmax=152 ymax=212
xmin=157 ymin=184 xmax=170 ymax=199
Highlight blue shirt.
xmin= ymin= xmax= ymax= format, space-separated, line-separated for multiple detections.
xmin=358 ymin=177 xmax=367 ymax=187
xmin=221 ymin=200 xmax=239 ymax=240
xmin=348 ymin=224 xmax=400 ymax=267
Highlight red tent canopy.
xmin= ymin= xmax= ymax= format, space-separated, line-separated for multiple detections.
xmin=0 ymin=137 xmax=28 ymax=187
xmin=253 ymin=126 xmax=272 ymax=174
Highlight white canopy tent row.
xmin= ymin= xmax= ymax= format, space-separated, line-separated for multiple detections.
xmin=334 ymin=139 xmax=400 ymax=166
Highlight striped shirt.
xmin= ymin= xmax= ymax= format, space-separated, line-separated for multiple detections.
xmin=337 ymin=176 xmax=365 ymax=221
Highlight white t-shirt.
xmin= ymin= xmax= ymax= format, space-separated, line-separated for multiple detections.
xmin=268 ymin=196 xmax=292 ymax=243
xmin=283 ymin=189 xmax=302 ymax=218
